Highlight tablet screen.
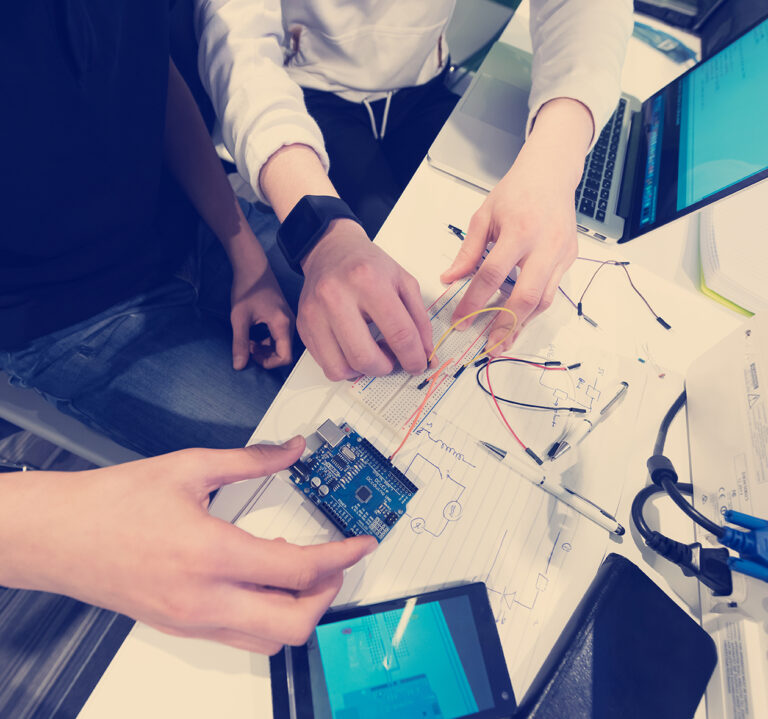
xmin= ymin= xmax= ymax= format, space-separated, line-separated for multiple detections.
xmin=278 ymin=583 xmax=515 ymax=719
xmin=309 ymin=595 xmax=492 ymax=718
xmin=629 ymin=15 xmax=768 ymax=238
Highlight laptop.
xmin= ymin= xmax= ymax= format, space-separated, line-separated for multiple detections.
xmin=428 ymin=15 xmax=768 ymax=243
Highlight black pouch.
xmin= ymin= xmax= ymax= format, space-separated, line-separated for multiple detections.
xmin=517 ymin=553 xmax=717 ymax=719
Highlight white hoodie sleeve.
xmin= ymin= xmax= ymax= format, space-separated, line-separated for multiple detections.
xmin=527 ymin=0 xmax=634 ymax=145
xmin=194 ymin=0 xmax=329 ymax=204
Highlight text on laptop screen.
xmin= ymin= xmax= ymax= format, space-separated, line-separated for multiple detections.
xmin=633 ymin=16 xmax=768 ymax=235
xmin=677 ymin=20 xmax=768 ymax=209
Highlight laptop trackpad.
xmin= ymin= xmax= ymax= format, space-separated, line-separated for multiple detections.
xmin=461 ymin=75 xmax=528 ymax=135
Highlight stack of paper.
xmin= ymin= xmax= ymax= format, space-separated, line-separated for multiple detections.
xmin=686 ymin=312 xmax=768 ymax=719
xmin=699 ymin=180 xmax=768 ymax=315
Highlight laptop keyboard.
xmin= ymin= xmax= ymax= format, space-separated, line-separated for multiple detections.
xmin=575 ymin=98 xmax=626 ymax=223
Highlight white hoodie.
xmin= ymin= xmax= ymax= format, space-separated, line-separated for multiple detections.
xmin=195 ymin=0 xmax=633 ymax=203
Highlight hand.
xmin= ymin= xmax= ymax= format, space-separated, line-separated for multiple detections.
xmin=230 ymin=249 xmax=295 ymax=370
xmin=298 ymin=219 xmax=433 ymax=381
xmin=0 ymin=438 xmax=377 ymax=654
xmin=441 ymin=99 xmax=593 ymax=353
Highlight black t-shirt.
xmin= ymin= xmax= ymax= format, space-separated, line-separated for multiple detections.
xmin=0 ymin=1 xmax=196 ymax=349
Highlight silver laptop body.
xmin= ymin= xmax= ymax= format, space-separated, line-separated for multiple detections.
xmin=428 ymin=41 xmax=641 ymax=242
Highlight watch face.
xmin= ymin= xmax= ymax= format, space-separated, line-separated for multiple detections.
xmin=278 ymin=195 xmax=358 ymax=271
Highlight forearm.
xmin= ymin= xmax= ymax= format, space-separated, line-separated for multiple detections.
xmin=525 ymin=97 xmax=594 ymax=188
xmin=163 ymin=58 xmax=261 ymax=267
xmin=528 ymin=0 xmax=633 ymax=145
xmin=0 ymin=471 xmax=65 ymax=592
xmin=258 ymin=144 xmax=339 ymax=222
xmin=195 ymin=0 xmax=329 ymax=204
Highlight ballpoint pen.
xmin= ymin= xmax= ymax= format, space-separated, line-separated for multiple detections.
xmin=479 ymin=440 xmax=625 ymax=536
xmin=548 ymin=381 xmax=629 ymax=460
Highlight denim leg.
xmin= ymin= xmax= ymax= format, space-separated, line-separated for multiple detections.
xmin=0 ymin=209 xmax=304 ymax=457
xmin=0 ymin=279 xmax=287 ymax=457
xmin=239 ymin=200 xmax=304 ymax=313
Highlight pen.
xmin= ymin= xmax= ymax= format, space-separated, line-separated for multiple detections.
xmin=548 ymin=381 xmax=629 ymax=460
xmin=479 ymin=440 xmax=625 ymax=536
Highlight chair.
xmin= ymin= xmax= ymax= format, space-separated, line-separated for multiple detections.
xmin=446 ymin=0 xmax=521 ymax=69
xmin=0 ymin=372 xmax=142 ymax=467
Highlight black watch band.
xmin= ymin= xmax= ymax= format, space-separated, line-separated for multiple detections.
xmin=276 ymin=195 xmax=360 ymax=274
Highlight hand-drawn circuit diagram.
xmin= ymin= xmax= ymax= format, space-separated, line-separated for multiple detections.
xmin=402 ymin=452 xmax=466 ymax=537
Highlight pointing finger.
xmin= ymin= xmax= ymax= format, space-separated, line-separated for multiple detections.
xmin=452 ymin=235 xmax=522 ymax=329
xmin=214 ymin=532 xmax=378 ymax=590
xmin=181 ymin=438 xmax=307 ymax=495
xmin=486 ymin=255 xmax=562 ymax=355
xmin=441 ymin=209 xmax=491 ymax=287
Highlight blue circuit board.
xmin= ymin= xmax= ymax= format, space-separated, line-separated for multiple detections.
xmin=289 ymin=420 xmax=418 ymax=542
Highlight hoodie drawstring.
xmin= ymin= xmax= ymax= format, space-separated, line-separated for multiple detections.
xmin=380 ymin=92 xmax=392 ymax=139
xmin=362 ymin=91 xmax=394 ymax=140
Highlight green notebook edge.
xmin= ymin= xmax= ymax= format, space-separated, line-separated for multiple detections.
xmin=698 ymin=250 xmax=753 ymax=318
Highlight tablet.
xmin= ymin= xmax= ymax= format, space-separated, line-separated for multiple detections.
xmin=270 ymin=582 xmax=516 ymax=719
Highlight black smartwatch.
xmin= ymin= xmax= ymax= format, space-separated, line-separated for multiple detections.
xmin=276 ymin=195 xmax=360 ymax=274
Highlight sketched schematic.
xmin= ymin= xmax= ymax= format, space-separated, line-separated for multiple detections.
xmin=537 ymin=361 xmax=605 ymax=412
xmin=403 ymin=453 xmax=466 ymax=537
xmin=482 ymin=525 xmax=575 ymax=625
xmin=412 ymin=422 xmax=476 ymax=469
xmin=481 ymin=347 xmax=607 ymax=414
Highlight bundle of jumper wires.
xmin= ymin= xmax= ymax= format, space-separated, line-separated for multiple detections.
xmin=389 ymin=304 xmax=585 ymax=464
xmin=388 ymin=247 xmax=676 ymax=462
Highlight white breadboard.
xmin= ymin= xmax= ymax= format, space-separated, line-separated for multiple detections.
xmin=350 ymin=280 xmax=497 ymax=430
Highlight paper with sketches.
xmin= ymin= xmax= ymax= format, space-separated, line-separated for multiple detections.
xmin=237 ymin=306 xmax=648 ymax=694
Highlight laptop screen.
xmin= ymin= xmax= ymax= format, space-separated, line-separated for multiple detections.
xmin=629 ymin=16 xmax=768 ymax=237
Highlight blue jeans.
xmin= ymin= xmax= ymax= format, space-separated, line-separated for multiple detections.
xmin=0 ymin=202 xmax=304 ymax=457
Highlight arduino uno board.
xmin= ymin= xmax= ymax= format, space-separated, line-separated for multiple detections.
xmin=288 ymin=420 xmax=418 ymax=541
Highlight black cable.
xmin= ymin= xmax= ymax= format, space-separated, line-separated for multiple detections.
xmin=633 ymin=391 xmax=690 ymax=544
xmin=631 ymin=392 xmax=733 ymax=595
xmin=636 ymin=390 xmax=726 ymax=540
xmin=651 ymin=391 xmax=723 ymax=534
xmin=653 ymin=389 xmax=686 ymax=455
xmin=632 ymin=481 xmax=695 ymax=541
xmin=663 ymin=477 xmax=725 ymax=539
xmin=631 ymin=483 xmax=663 ymax=541
xmin=475 ymin=358 xmax=586 ymax=413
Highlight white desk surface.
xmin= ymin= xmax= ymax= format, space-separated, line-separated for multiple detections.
xmin=80 ymin=5 xmax=743 ymax=718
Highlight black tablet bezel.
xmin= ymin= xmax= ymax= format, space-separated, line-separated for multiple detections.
xmin=271 ymin=582 xmax=516 ymax=719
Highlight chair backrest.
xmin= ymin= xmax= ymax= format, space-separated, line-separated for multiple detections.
xmin=446 ymin=0 xmax=519 ymax=69
xmin=0 ymin=373 xmax=142 ymax=466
